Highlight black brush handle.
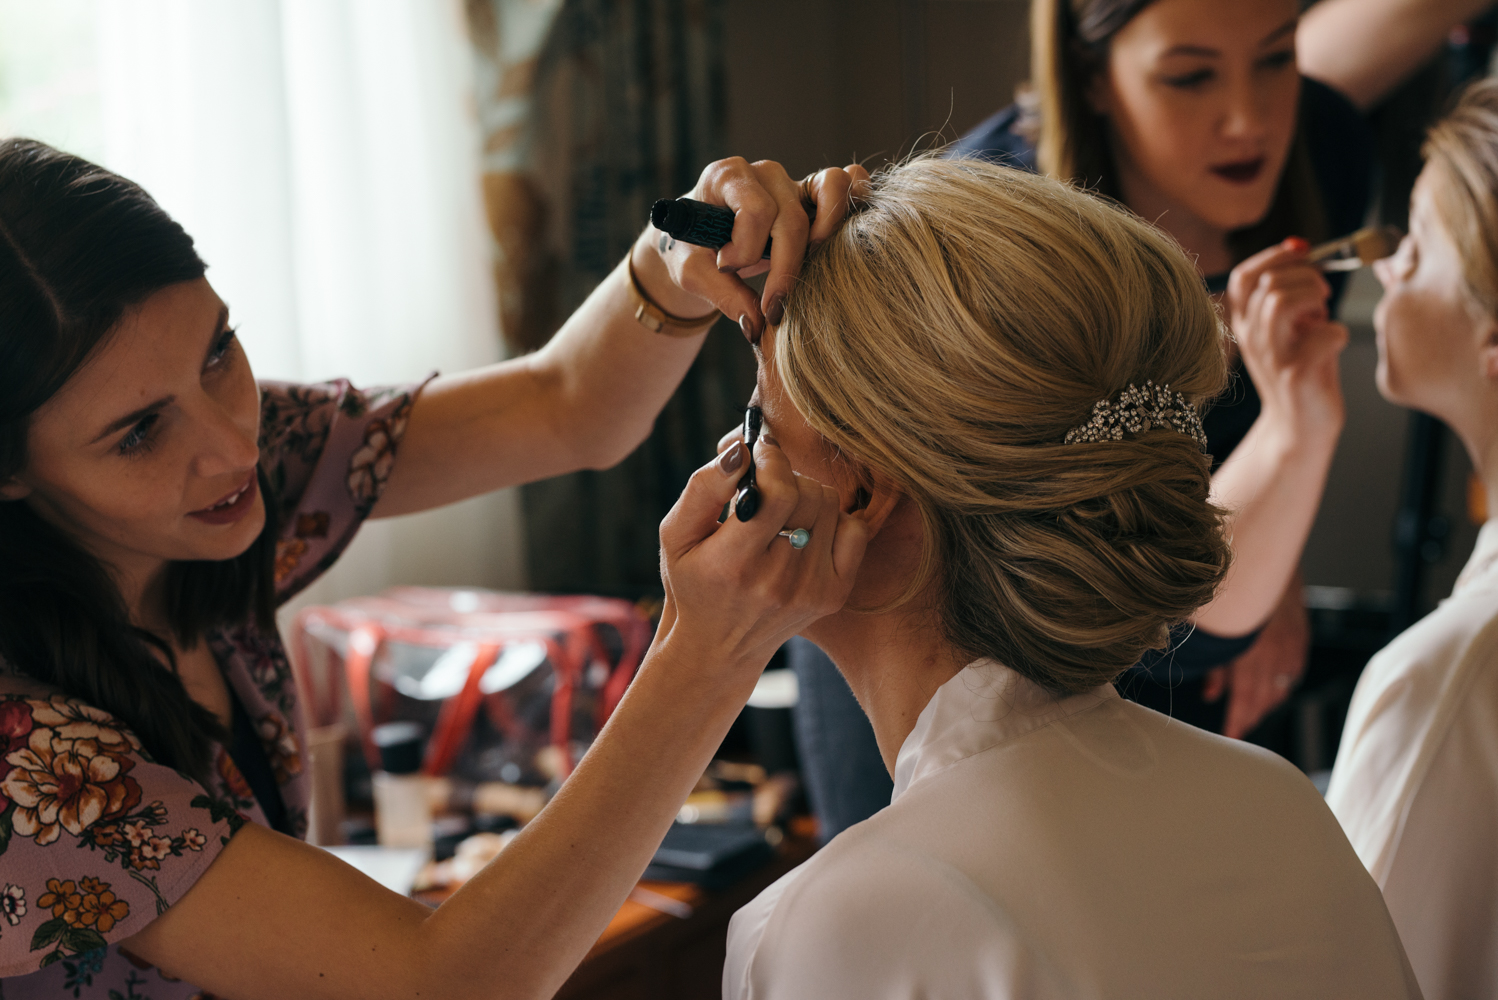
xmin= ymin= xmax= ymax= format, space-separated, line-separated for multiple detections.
xmin=652 ymin=198 xmax=773 ymax=259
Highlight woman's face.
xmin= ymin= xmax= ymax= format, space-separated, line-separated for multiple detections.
xmin=1372 ymin=167 xmax=1498 ymax=423
xmin=3 ymin=278 xmax=264 ymax=589
xmin=1097 ymin=0 xmax=1301 ymax=234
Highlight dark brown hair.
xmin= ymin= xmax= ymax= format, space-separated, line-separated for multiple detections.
xmin=1030 ymin=0 xmax=1327 ymax=262
xmin=0 ymin=139 xmax=278 ymax=781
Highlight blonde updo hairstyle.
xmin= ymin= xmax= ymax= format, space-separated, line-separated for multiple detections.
xmin=776 ymin=156 xmax=1232 ymax=695
xmin=1423 ymin=78 xmax=1498 ymax=318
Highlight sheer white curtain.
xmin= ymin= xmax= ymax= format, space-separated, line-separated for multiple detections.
xmin=92 ymin=0 xmax=528 ymax=618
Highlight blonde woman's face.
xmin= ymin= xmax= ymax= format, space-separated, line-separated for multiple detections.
xmin=1096 ymin=0 xmax=1300 ymax=235
xmin=1372 ymin=168 xmax=1498 ymax=421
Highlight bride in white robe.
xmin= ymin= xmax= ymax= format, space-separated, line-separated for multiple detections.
xmin=1325 ymin=79 xmax=1498 ymax=1000
xmin=719 ymin=156 xmax=1419 ymax=999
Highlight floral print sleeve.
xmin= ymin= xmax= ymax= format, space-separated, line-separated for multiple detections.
xmin=257 ymin=377 xmax=432 ymax=604
xmin=0 ymin=694 xmax=239 ymax=980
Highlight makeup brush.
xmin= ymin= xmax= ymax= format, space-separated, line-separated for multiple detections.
xmin=1307 ymin=225 xmax=1404 ymax=272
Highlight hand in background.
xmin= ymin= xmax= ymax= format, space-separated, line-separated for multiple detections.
xmin=1227 ymin=237 xmax=1349 ymax=438
xmin=1203 ymin=575 xmax=1311 ymax=739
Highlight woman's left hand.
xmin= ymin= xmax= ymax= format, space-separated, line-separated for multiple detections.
xmin=1203 ymin=576 xmax=1311 ymax=739
xmin=631 ymin=159 xmax=872 ymax=344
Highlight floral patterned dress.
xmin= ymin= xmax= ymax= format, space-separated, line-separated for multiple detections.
xmin=0 ymin=378 xmax=423 ymax=999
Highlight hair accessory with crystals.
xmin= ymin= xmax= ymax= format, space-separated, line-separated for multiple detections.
xmin=1063 ymin=381 xmax=1208 ymax=451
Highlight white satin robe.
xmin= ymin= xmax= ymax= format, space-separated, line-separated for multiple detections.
xmin=725 ymin=661 xmax=1419 ymax=999
xmin=1327 ymin=521 xmax=1498 ymax=1000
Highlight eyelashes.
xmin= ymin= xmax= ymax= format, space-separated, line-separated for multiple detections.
xmin=1160 ymin=50 xmax=1295 ymax=90
xmin=115 ymin=327 xmax=238 ymax=459
xmin=208 ymin=327 xmax=238 ymax=366
xmin=117 ymin=413 xmax=160 ymax=457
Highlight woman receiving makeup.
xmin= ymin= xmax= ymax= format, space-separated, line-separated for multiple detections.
xmin=1327 ymin=79 xmax=1498 ymax=999
xmin=789 ymin=0 xmax=1492 ymax=841
xmin=0 ymin=139 xmax=870 ymax=999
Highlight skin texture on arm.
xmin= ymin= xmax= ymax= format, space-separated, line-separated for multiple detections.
xmin=121 ymin=435 xmax=871 ymax=1000
xmin=372 ymin=161 xmax=861 ymax=518
xmin=1298 ymin=0 xmax=1496 ymax=111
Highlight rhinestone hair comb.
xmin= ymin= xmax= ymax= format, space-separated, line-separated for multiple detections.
xmin=1063 ymin=381 xmax=1207 ymax=451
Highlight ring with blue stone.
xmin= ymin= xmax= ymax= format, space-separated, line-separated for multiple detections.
xmin=778 ymin=528 xmax=811 ymax=550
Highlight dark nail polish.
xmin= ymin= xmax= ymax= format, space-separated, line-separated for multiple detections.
xmin=739 ymin=314 xmax=761 ymax=346
xmin=766 ymin=293 xmax=785 ymax=327
xmin=718 ymin=441 xmax=745 ymax=475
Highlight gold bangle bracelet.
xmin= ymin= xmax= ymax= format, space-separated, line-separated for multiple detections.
xmin=625 ymin=251 xmax=720 ymax=337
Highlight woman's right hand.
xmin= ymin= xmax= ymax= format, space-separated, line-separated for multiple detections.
xmin=632 ymin=159 xmax=872 ymax=344
xmin=1226 ymin=238 xmax=1350 ymax=440
xmin=654 ymin=431 xmax=870 ymax=682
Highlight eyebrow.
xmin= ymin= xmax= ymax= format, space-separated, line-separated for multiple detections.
xmin=1160 ymin=18 xmax=1297 ymax=58
xmin=89 ymin=304 xmax=231 ymax=445
xmin=90 ymin=396 xmax=172 ymax=444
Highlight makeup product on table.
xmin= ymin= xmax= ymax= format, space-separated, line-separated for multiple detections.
xmin=372 ymin=721 xmax=434 ymax=853
xmin=1308 ymin=225 xmax=1403 ymax=272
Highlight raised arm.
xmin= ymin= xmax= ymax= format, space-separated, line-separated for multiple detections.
xmin=370 ymin=159 xmax=866 ymax=519
xmin=1193 ymin=239 xmax=1347 ymax=637
xmin=123 ymin=434 xmax=872 ymax=999
xmin=1299 ymin=0 xmax=1495 ymax=110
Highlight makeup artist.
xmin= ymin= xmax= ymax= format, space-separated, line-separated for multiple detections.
xmin=0 ymin=139 xmax=870 ymax=999
xmin=785 ymin=0 xmax=1494 ymax=841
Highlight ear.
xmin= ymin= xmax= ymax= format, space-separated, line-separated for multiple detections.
xmin=848 ymin=469 xmax=904 ymax=536
xmin=1479 ymin=315 xmax=1498 ymax=382
xmin=0 ymin=478 xmax=31 ymax=502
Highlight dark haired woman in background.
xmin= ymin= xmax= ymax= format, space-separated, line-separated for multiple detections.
xmin=0 ymin=139 xmax=870 ymax=998
xmin=789 ymin=0 xmax=1492 ymax=842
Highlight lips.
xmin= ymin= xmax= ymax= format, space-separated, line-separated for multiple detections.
xmin=188 ymin=473 xmax=259 ymax=526
xmin=1210 ymin=158 xmax=1265 ymax=185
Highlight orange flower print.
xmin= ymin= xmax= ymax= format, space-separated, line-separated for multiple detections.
xmin=50 ymin=877 xmax=130 ymax=934
xmin=347 ymin=419 xmax=397 ymax=507
xmin=182 ymin=828 xmax=207 ymax=851
xmin=295 ymin=511 xmax=330 ymax=539
xmin=38 ymin=878 xmax=80 ymax=918
xmin=2 ymin=728 xmax=141 ymax=846
xmin=216 ymin=750 xmax=254 ymax=803
xmin=256 ymin=713 xmax=304 ymax=784
xmin=274 ymin=537 xmax=308 ymax=585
